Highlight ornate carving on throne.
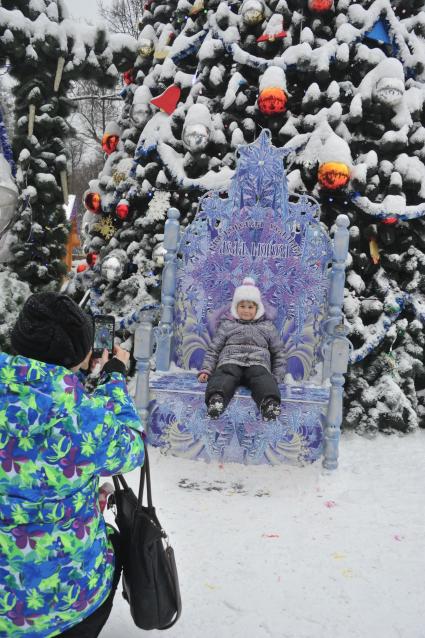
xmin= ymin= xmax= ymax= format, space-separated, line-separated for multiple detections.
xmin=135 ymin=130 xmax=350 ymax=467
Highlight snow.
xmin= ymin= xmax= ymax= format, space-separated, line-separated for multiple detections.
xmin=103 ymin=431 xmax=425 ymax=638
xmin=318 ymin=131 xmax=352 ymax=167
xmin=346 ymin=270 xmax=365 ymax=294
xmin=157 ymin=143 xmax=234 ymax=190
xmin=63 ymin=194 xmax=76 ymax=221
xmin=184 ymin=103 xmax=212 ymax=128
xmin=223 ymin=72 xmax=247 ymax=110
xmin=0 ymin=5 xmax=137 ymax=76
xmin=259 ymin=65 xmax=287 ymax=92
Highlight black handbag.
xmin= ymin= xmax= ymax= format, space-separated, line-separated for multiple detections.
xmin=112 ymin=445 xmax=182 ymax=630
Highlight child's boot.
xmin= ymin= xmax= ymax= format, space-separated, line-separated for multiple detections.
xmin=261 ymin=397 xmax=281 ymax=421
xmin=207 ymin=393 xmax=225 ymax=419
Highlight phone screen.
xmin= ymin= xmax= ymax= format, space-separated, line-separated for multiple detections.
xmin=93 ymin=316 xmax=115 ymax=356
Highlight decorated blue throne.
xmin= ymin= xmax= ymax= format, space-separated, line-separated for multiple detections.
xmin=134 ymin=130 xmax=350 ymax=468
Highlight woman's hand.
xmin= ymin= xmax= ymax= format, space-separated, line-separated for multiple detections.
xmin=112 ymin=344 xmax=130 ymax=368
xmin=198 ymin=373 xmax=209 ymax=383
xmin=90 ymin=349 xmax=109 ymax=373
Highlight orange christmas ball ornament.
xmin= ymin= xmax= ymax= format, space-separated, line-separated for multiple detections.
xmin=84 ymin=191 xmax=102 ymax=214
xmin=258 ymin=87 xmax=287 ymax=115
xmin=318 ymin=162 xmax=350 ymax=190
xmin=102 ymin=133 xmax=120 ymax=155
xmin=116 ymin=200 xmax=130 ymax=220
xmin=308 ymin=0 xmax=333 ymax=11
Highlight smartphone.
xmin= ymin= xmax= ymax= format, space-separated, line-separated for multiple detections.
xmin=93 ymin=315 xmax=115 ymax=358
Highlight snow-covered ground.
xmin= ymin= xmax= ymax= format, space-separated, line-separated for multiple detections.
xmin=104 ymin=431 xmax=425 ymax=638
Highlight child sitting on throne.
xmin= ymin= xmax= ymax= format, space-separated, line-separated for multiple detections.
xmin=198 ymin=277 xmax=286 ymax=421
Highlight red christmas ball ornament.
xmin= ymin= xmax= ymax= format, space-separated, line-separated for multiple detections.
xmin=86 ymin=252 xmax=98 ymax=267
xmin=382 ymin=217 xmax=398 ymax=225
xmin=83 ymin=191 xmax=102 ymax=214
xmin=116 ymin=200 xmax=130 ymax=220
xmin=308 ymin=0 xmax=333 ymax=11
xmin=102 ymin=133 xmax=120 ymax=155
xmin=258 ymin=87 xmax=287 ymax=115
xmin=123 ymin=68 xmax=135 ymax=85
xmin=76 ymin=263 xmax=88 ymax=273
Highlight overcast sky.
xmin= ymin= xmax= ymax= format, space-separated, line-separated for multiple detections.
xmin=63 ymin=0 xmax=100 ymax=23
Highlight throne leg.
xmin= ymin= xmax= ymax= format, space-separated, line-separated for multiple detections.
xmin=322 ymin=371 xmax=344 ymax=470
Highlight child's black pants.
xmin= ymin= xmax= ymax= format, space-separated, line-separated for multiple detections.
xmin=206 ymin=364 xmax=280 ymax=409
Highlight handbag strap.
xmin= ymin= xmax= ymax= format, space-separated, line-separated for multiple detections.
xmin=137 ymin=442 xmax=153 ymax=509
xmin=113 ymin=432 xmax=152 ymax=509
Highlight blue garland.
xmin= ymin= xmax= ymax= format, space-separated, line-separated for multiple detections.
xmin=171 ymin=29 xmax=208 ymax=65
xmin=0 ymin=106 xmax=16 ymax=176
xmin=348 ymin=290 xmax=425 ymax=364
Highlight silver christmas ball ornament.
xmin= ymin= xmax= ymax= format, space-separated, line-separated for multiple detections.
xmin=101 ymin=249 xmax=128 ymax=282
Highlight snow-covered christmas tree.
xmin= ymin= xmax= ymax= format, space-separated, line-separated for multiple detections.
xmin=0 ymin=0 xmax=137 ymax=288
xmin=73 ymin=0 xmax=213 ymax=320
xmin=78 ymin=0 xmax=425 ymax=434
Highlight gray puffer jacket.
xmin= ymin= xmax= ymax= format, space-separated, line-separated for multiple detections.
xmin=200 ymin=315 xmax=286 ymax=380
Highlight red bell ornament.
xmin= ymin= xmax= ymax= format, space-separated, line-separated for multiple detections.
xmin=258 ymin=87 xmax=287 ymax=115
xmin=123 ymin=69 xmax=135 ymax=85
xmin=83 ymin=191 xmax=102 ymax=214
xmin=76 ymin=263 xmax=87 ymax=273
xmin=116 ymin=200 xmax=130 ymax=220
xmin=308 ymin=0 xmax=333 ymax=11
xmin=257 ymin=31 xmax=287 ymax=42
xmin=86 ymin=252 xmax=98 ymax=267
xmin=150 ymin=85 xmax=181 ymax=116
xmin=102 ymin=133 xmax=120 ymax=155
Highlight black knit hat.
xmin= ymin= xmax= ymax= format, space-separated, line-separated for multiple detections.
xmin=11 ymin=293 xmax=94 ymax=369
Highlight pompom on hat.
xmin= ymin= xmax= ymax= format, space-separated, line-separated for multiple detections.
xmin=231 ymin=277 xmax=264 ymax=320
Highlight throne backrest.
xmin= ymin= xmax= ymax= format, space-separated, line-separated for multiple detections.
xmin=172 ymin=130 xmax=334 ymax=381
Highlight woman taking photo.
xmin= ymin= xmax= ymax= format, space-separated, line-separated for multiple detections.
xmin=0 ymin=293 xmax=145 ymax=637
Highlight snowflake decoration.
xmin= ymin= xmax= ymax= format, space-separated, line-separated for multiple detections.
xmin=147 ymin=191 xmax=171 ymax=221
xmin=93 ymin=215 xmax=116 ymax=240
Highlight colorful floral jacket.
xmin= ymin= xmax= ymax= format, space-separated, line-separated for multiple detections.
xmin=0 ymin=352 xmax=145 ymax=637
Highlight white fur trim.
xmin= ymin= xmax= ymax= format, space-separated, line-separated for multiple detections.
xmin=231 ymin=278 xmax=265 ymax=319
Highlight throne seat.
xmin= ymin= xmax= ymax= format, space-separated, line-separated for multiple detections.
xmin=134 ymin=130 xmax=350 ymax=469
xmin=148 ymin=370 xmax=329 ymax=465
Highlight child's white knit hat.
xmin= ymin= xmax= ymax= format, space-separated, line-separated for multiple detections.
xmin=231 ymin=277 xmax=265 ymax=320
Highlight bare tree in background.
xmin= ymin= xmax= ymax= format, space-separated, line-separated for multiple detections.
xmin=69 ymin=78 xmax=121 ymax=151
xmin=66 ymin=77 xmax=121 ymax=226
xmin=97 ymin=0 xmax=142 ymax=38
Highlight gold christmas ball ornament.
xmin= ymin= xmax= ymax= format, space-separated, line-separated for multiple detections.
xmin=241 ymin=0 xmax=265 ymax=25
xmin=112 ymin=171 xmax=126 ymax=185
xmin=318 ymin=162 xmax=350 ymax=189
xmin=138 ymin=42 xmax=154 ymax=57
